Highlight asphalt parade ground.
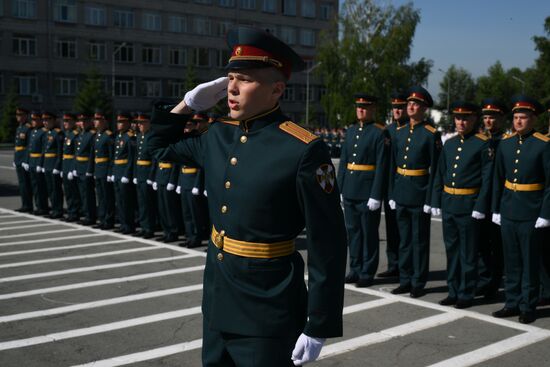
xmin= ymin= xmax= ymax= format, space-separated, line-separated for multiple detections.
xmin=1 ymin=150 xmax=549 ymax=366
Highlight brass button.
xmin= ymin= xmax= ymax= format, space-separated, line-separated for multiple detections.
xmin=221 ymin=205 xmax=228 ymax=213
xmin=407 ymin=138 xmax=411 ymax=142
xmin=405 ymin=147 xmax=409 ymax=151
xmin=240 ymin=135 xmax=248 ymax=143
xmin=219 ymin=230 xmax=225 ymax=236
xmin=359 ymin=127 xmax=363 ymax=131
xmin=513 ymin=178 xmax=518 ymax=183
xmin=352 ymin=153 xmax=357 ymax=157
xmin=225 ymin=181 xmax=231 ymax=189
xmin=356 ymin=135 xmax=359 ymax=139
xmin=516 ymin=150 xmax=521 ymax=154
xmin=513 ymin=169 xmax=518 ymax=173
xmin=515 ymin=159 xmax=519 ymax=164
xmin=217 ymin=253 xmax=224 ymax=261
xmin=404 ymin=156 xmax=408 ymax=160
xmin=457 ymin=147 xmax=462 ymax=152
xmin=402 ymin=164 xmax=407 ymax=168
xmin=455 ymin=156 xmax=460 ymax=160
xmin=354 ymin=144 xmax=357 ymax=148
xmin=452 ymin=173 xmax=456 ymax=177
xmin=460 ymin=139 xmax=464 ymax=144
xmin=519 ymin=140 xmax=523 ymax=145
xmin=453 ymin=164 xmax=458 ymax=169
xmin=452 ymin=182 xmax=455 ymax=186
xmin=230 ymin=157 xmax=238 ymax=166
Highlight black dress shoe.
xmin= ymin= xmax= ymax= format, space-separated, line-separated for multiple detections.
xmin=49 ymin=214 xmax=63 ymax=219
xmin=187 ymin=241 xmax=203 ymax=249
xmin=34 ymin=210 xmax=49 ymax=216
xmin=16 ymin=207 xmax=32 ymax=213
xmin=410 ymin=287 xmax=425 ymax=298
xmin=92 ymin=224 xmax=103 ymax=229
xmin=391 ymin=284 xmax=411 ymax=294
xmin=133 ymin=231 xmax=145 ymax=237
xmin=484 ymin=289 xmax=499 ymax=301
xmin=519 ymin=312 xmax=536 ymax=324
xmin=345 ymin=273 xmax=359 ymax=284
xmin=377 ymin=269 xmax=399 ymax=278
xmin=156 ymin=236 xmax=166 ymax=242
xmin=102 ymin=224 xmax=115 ymax=230
xmin=492 ymin=307 xmax=520 ymax=318
xmin=455 ymin=299 xmax=473 ymax=309
xmin=538 ymin=297 xmax=550 ymax=307
xmin=122 ymin=229 xmax=136 ymax=235
xmin=66 ymin=217 xmax=79 ymax=222
xmin=142 ymin=232 xmax=155 ymax=239
xmin=438 ymin=297 xmax=457 ymax=306
xmin=356 ymin=278 xmax=373 ymax=288
xmin=80 ymin=220 xmax=95 ymax=226
xmin=164 ymin=235 xmax=178 ymax=243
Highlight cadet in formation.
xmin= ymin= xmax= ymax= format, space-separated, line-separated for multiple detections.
xmin=27 ymin=111 xmax=49 ymax=215
xmin=74 ymin=113 xmax=97 ymax=225
xmin=42 ymin=111 xmax=64 ymax=219
xmin=92 ymin=111 xmax=115 ymax=230
xmin=153 ymin=157 xmax=180 ymax=243
xmin=13 ymin=107 xmax=33 ymax=213
xmin=60 ymin=113 xmax=82 ymax=222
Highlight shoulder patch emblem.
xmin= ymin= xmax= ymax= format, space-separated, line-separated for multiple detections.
xmin=424 ymin=124 xmax=436 ymax=133
xmin=316 ymin=164 xmax=335 ymax=194
xmin=279 ymin=121 xmax=318 ymax=144
xmin=502 ymin=132 xmax=517 ymax=140
xmin=475 ymin=133 xmax=489 ymax=141
xmin=533 ymin=132 xmax=550 ymax=142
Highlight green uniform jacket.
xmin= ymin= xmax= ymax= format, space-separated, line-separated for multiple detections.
xmin=74 ymin=129 xmax=96 ymax=175
xmin=178 ymin=166 xmax=200 ymax=190
xmin=14 ymin=123 xmax=31 ymax=166
xmin=113 ymin=130 xmax=136 ymax=180
xmin=389 ymin=121 xmax=441 ymax=207
xmin=492 ymin=131 xmax=550 ymax=221
xmin=149 ymin=105 xmax=347 ymax=339
xmin=28 ymin=127 xmax=47 ymax=168
xmin=93 ymin=130 xmax=114 ymax=179
xmin=43 ymin=128 xmax=64 ymax=172
xmin=431 ymin=132 xmax=493 ymax=214
xmin=134 ymin=131 xmax=156 ymax=183
xmin=337 ymin=121 xmax=388 ymax=201
xmin=62 ymin=129 xmax=79 ymax=174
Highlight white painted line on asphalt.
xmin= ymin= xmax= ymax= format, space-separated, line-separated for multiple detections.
xmin=0 ymin=265 xmax=205 ymax=300
xmin=0 ymin=214 xmax=20 ymax=219
xmin=0 ymin=222 xmax=62 ymax=231
xmin=0 ymin=254 xmax=199 ymax=283
xmin=71 ymin=339 xmax=203 ymax=367
xmin=0 ymin=219 xmax=42 ymax=226
xmin=0 ymin=233 xmax=103 ymax=247
xmin=0 ymin=284 xmax=203 ymax=323
xmin=0 ymin=239 xmax=132 ymax=257
xmin=0 ymin=306 xmax=203 ymax=351
xmin=319 ymin=312 xmax=463 ymax=359
xmin=426 ymin=330 xmax=550 ymax=367
xmin=0 ymin=228 xmax=77 ymax=239
xmin=0 ymin=165 xmax=15 ymax=170
xmin=343 ymin=298 xmax=396 ymax=315
xmin=0 ymin=246 xmax=159 ymax=269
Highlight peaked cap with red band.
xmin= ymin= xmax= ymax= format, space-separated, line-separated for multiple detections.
xmin=450 ymin=101 xmax=479 ymax=115
xmin=93 ymin=109 xmax=106 ymax=120
xmin=390 ymin=91 xmax=408 ymax=107
xmin=353 ymin=93 xmax=377 ymax=106
xmin=510 ymin=95 xmax=544 ymax=116
xmin=41 ymin=111 xmax=56 ymax=119
xmin=226 ymin=26 xmax=306 ymax=79
xmin=116 ymin=111 xmax=132 ymax=122
xmin=406 ymin=85 xmax=433 ymax=108
xmin=62 ymin=112 xmax=77 ymax=121
xmin=134 ymin=112 xmax=150 ymax=122
xmin=480 ymin=98 xmax=507 ymax=115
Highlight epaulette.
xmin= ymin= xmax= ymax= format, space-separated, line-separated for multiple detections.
xmin=374 ymin=123 xmax=385 ymax=130
xmin=502 ymin=132 xmax=517 ymax=140
xmin=90 ymin=129 xmax=97 ymax=134
xmin=73 ymin=129 xmax=79 ymax=135
xmin=475 ymin=133 xmax=489 ymax=141
xmin=42 ymin=127 xmax=48 ymax=131
xmin=397 ymin=124 xmax=408 ymax=130
xmin=533 ymin=132 xmax=550 ymax=142
xmin=126 ymin=130 xmax=134 ymax=137
xmin=105 ymin=130 xmax=113 ymax=135
xmin=25 ymin=123 xmax=31 ymax=128
xmin=220 ymin=118 xmax=240 ymax=127
xmin=424 ymin=124 xmax=436 ymax=133
xmin=54 ymin=128 xmax=61 ymax=132
xmin=279 ymin=121 xmax=318 ymax=144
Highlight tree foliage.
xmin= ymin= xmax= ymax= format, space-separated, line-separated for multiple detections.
xmin=0 ymin=83 xmax=19 ymax=143
xmin=437 ymin=65 xmax=476 ymax=110
xmin=73 ymin=67 xmax=112 ymax=117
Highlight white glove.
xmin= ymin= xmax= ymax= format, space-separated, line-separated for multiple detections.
xmin=535 ymin=217 xmax=550 ymax=228
xmin=72 ymin=169 xmax=78 ymax=177
xmin=388 ymin=200 xmax=396 ymax=210
xmin=53 ymin=169 xmax=60 ymax=175
xmin=60 ymin=171 xmax=63 ymax=178
xmin=203 ymin=190 xmax=208 ymax=197
xmin=492 ymin=213 xmax=501 ymax=226
xmin=12 ymin=162 xmax=16 ymax=168
xmin=36 ymin=166 xmax=42 ymax=173
xmin=367 ymin=198 xmax=381 ymax=211
xmin=121 ymin=177 xmax=129 ymax=184
xmin=176 ymin=186 xmax=181 ymax=194
xmin=431 ymin=207 xmax=441 ymax=216
xmin=192 ymin=187 xmax=200 ymax=196
xmin=67 ymin=171 xmax=74 ymax=180
xmin=146 ymin=179 xmax=153 ymax=185
xmin=423 ymin=205 xmax=431 ymax=214
xmin=133 ymin=178 xmax=138 ymax=185
xmin=166 ymin=183 xmax=175 ymax=191
xmin=85 ymin=172 xmax=93 ymax=177
xmin=291 ymin=333 xmax=326 ymax=366
xmin=152 ymin=182 xmax=158 ymax=191
xmin=183 ymin=77 xmax=228 ymax=111
xmin=22 ymin=162 xmax=29 ymax=171
xmin=340 ymin=194 xmax=344 ymax=202
xmin=472 ymin=211 xmax=486 ymax=220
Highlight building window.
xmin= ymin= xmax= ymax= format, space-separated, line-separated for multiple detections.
xmin=55 ymin=77 xmax=77 ymax=96
xmin=12 ymin=34 xmax=36 ymax=56
xmin=216 ymin=49 xmax=231 ymax=68
xmin=55 ymin=38 xmax=77 ymax=58
xmin=219 ymin=0 xmax=235 ymax=7
xmin=300 ymin=29 xmax=315 ymax=47
xmin=169 ymin=48 xmax=187 ymax=66
xmin=142 ymin=45 xmax=162 ymax=65
xmin=114 ymin=42 xmax=134 ymax=63
xmin=168 ymin=16 xmax=187 ymax=33
xmin=217 ymin=20 xmax=233 ymax=37
xmin=262 ymin=0 xmax=276 ymax=13
xmin=88 ymin=41 xmax=106 ymax=61
xmin=279 ymin=27 xmax=296 ymax=45
xmin=301 ymin=0 xmax=315 ymax=18
xmin=282 ymin=84 xmax=295 ymax=101
xmin=114 ymin=77 xmax=135 ymax=97
xmin=320 ymin=3 xmax=333 ymax=20
xmin=113 ymin=9 xmax=134 ymax=28
xmin=53 ymin=0 xmax=77 ymax=23
xmin=193 ymin=48 xmax=210 ymax=67
xmin=143 ymin=12 xmax=161 ymax=31
xmin=194 ymin=17 xmax=211 ymax=35
xmin=14 ymin=74 xmax=37 ymax=95
xmin=142 ymin=80 xmax=161 ymax=97
xmin=12 ymin=0 xmax=36 ymax=18
xmin=84 ymin=5 xmax=105 ymax=26
xmin=168 ymin=81 xmax=185 ymax=98
xmin=240 ymin=0 xmax=255 ymax=9
xmin=282 ymin=0 xmax=296 ymax=16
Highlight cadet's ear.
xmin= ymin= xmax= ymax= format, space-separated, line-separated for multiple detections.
xmin=272 ymin=81 xmax=285 ymax=100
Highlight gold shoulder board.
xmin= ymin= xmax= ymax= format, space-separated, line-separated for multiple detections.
xmin=502 ymin=132 xmax=517 ymax=140
xmin=73 ymin=129 xmax=79 ymax=135
xmin=90 ymin=129 xmax=97 ymax=134
xmin=533 ymin=132 xmax=550 ymax=142
xmin=279 ymin=121 xmax=318 ymax=144
xmin=105 ymin=130 xmax=113 ymax=135
xmin=55 ymin=128 xmax=61 ymax=132
xmin=475 ymin=133 xmax=489 ymax=141
xmin=374 ymin=123 xmax=386 ymax=130
xmin=220 ymin=119 xmax=240 ymax=126
xmin=424 ymin=124 xmax=436 ymax=133
xmin=127 ymin=130 xmax=134 ymax=137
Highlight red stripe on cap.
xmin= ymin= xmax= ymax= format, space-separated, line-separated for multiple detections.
xmin=231 ymin=45 xmax=291 ymax=78
xmin=513 ymin=101 xmax=536 ymax=112
xmin=408 ymin=92 xmax=427 ymax=103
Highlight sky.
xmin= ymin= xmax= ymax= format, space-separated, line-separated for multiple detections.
xmin=389 ymin=0 xmax=550 ymax=103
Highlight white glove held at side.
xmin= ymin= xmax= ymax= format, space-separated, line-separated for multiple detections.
xmin=388 ymin=200 xmax=396 ymax=210
xmin=22 ymin=163 xmax=29 ymax=171
xmin=492 ymin=213 xmax=501 ymax=226
xmin=72 ymin=170 xmax=78 ymax=177
xmin=166 ymin=183 xmax=175 ymax=191
xmin=192 ymin=187 xmax=200 ymax=196
xmin=183 ymin=77 xmax=228 ymax=111
xmin=133 ymin=178 xmax=138 ymax=185
xmin=535 ymin=217 xmax=550 ymax=228
xmin=36 ymin=166 xmax=42 ymax=173
xmin=152 ymin=182 xmax=158 ymax=191
xmin=176 ymin=186 xmax=181 ymax=194
xmin=85 ymin=172 xmax=93 ymax=177
xmin=431 ymin=207 xmax=441 ymax=216
xmin=291 ymin=333 xmax=326 ymax=366
xmin=67 ymin=172 xmax=74 ymax=180
xmin=146 ymin=179 xmax=153 ymax=185
xmin=423 ymin=205 xmax=431 ymax=214
xmin=472 ymin=211 xmax=486 ymax=220
xmin=367 ymin=198 xmax=381 ymax=211
xmin=203 ymin=190 xmax=208 ymax=197
xmin=121 ymin=177 xmax=129 ymax=184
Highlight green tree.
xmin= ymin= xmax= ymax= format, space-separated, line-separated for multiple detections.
xmin=0 ymin=83 xmax=19 ymax=143
xmin=438 ymin=65 xmax=476 ymax=110
xmin=527 ymin=16 xmax=550 ymax=100
xmin=73 ymin=67 xmax=112 ymax=116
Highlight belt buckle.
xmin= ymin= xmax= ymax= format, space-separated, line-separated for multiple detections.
xmin=450 ymin=187 xmax=455 ymax=195
xmin=214 ymin=233 xmax=224 ymax=250
xmin=512 ymin=183 xmax=517 ymax=192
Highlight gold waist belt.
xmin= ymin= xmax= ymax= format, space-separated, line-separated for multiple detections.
xmin=44 ymin=153 xmax=57 ymax=158
xmin=15 ymin=146 xmax=26 ymax=151
xmin=95 ymin=157 xmax=109 ymax=163
xmin=137 ymin=160 xmax=152 ymax=166
xmin=182 ymin=167 xmax=198 ymax=174
xmin=30 ymin=153 xmax=42 ymax=158
xmin=76 ymin=156 xmax=89 ymax=162
xmin=159 ymin=163 xmax=173 ymax=169
xmin=444 ymin=185 xmax=480 ymax=195
xmin=347 ymin=163 xmax=376 ymax=171
xmin=114 ymin=159 xmax=128 ymax=165
xmin=396 ymin=167 xmax=429 ymax=176
xmin=211 ymin=226 xmax=295 ymax=259
xmin=63 ymin=154 xmax=74 ymax=159
xmin=505 ymin=180 xmax=544 ymax=192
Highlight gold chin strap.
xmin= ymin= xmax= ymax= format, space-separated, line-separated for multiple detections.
xmin=229 ymin=55 xmax=283 ymax=68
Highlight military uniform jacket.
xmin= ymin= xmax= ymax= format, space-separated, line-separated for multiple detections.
xmin=492 ymin=131 xmax=550 ymax=221
xmin=14 ymin=123 xmax=31 ymax=165
xmin=432 ymin=132 xmax=493 ymax=215
xmin=28 ymin=127 xmax=47 ymax=168
xmin=337 ymin=121 xmax=388 ymax=201
xmin=153 ymin=160 xmax=178 ymax=186
xmin=113 ymin=130 xmax=136 ymax=180
xmin=178 ymin=166 xmax=200 ymax=191
xmin=389 ymin=121 xmax=441 ymax=207
xmin=93 ymin=130 xmax=114 ymax=179
xmin=134 ymin=131 xmax=156 ymax=183
xmin=43 ymin=128 xmax=64 ymax=172
xmin=62 ymin=129 xmax=79 ymax=174
xmin=149 ymin=105 xmax=347 ymax=339
xmin=74 ymin=129 xmax=96 ymax=175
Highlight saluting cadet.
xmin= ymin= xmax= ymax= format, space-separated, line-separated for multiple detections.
xmin=28 ymin=111 xmax=49 ymax=215
xmin=476 ymin=99 xmax=507 ymax=299
xmin=42 ymin=112 xmax=65 ymax=219
xmin=148 ymin=26 xmax=346 ymax=366
xmin=431 ymin=101 xmax=493 ymax=309
xmin=74 ymin=114 xmax=96 ymax=225
xmin=491 ymin=95 xmax=549 ymax=324
xmin=93 ymin=111 xmax=115 ymax=230
xmin=13 ymin=107 xmax=33 ymax=213
xmin=388 ymin=86 xmax=441 ymax=298
xmin=60 ymin=113 xmax=81 ymax=222
xmin=379 ymin=92 xmax=408 ymax=279
xmin=153 ymin=158 xmax=180 ymax=243
xmin=112 ymin=112 xmax=137 ymax=234
xmin=338 ymin=94 xmax=388 ymax=287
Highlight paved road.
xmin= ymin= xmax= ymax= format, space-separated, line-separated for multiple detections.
xmin=0 ymin=150 xmax=549 ymax=366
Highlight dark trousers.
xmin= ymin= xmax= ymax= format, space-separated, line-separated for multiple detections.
xmin=78 ymin=176 xmax=96 ymax=222
xmin=383 ymin=200 xmax=400 ymax=272
xmin=45 ymin=171 xmax=64 ymax=216
xmin=396 ymin=204 xmax=431 ymax=289
xmin=477 ymin=219 xmax=503 ymax=293
xmin=29 ymin=169 xmax=49 ymax=212
xmin=136 ymin=182 xmax=157 ymax=233
xmin=62 ymin=175 xmax=81 ymax=219
xmin=115 ymin=181 xmax=135 ymax=232
xmin=96 ymin=178 xmax=115 ymax=227
xmin=501 ymin=217 xmax=542 ymax=313
xmin=343 ymin=198 xmax=380 ymax=280
xmin=442 ymin=212 xmax=479 ymax=300
xmin=181 ymin=190 xmax=201 ymax=245
xmin=15 ymin=165 xmax=33 ymax=211
xmin=541 ymin=227 xmax=550 ymax=300
xmin=157 ymin=185 xmax=179 ymax=237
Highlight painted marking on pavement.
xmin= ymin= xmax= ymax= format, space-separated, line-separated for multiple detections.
xmin=0 ymin=233 xmax=103 ymax=248
xmin=0 ymin=228 xmax=77 ymax=239
xmin=0 ymin=222 xmax=65 ymax=231
xmin=0 ymin=239 xmax=132 ymax=257
xmin=0 ymin=219 xmax=44 ymax=226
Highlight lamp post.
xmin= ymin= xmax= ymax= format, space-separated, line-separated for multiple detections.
xmin=305 ymin=62 xmax=321 ymax=125
xmin=511 ymin=75 xmax=525 ymax=93
xmin=112 ymin=42 xmax=127 ymax=100
xmin=438 ymin=68 xmax=450 ymax=113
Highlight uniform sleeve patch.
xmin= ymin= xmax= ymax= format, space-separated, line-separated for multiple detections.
xmin=533 ymin=132 xmax=550 ymax=142
xmin=424 ymin=124 xmax=436 ymax=133
xmin=316 ymin=164 xmax=336 ymax=193
xmin=279 ymin=121 xmax=318 ymax=144
xmin=475 ymin=133 xmax=489 ymax=141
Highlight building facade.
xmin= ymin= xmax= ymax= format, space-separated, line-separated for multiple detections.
xmin=0 ymin=0 xmax=336 ymax=123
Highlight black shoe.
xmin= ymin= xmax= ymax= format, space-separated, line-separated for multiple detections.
xmin=142 ymin=232 xmax=155 ymax=239
xmin=391 ymin=284 xmax=411 ymax=294
xmin=34 ymin=210 xmax=48 ymax=216
xmin=66 ymin=217 xmax=79 ymax=222
xmin=356 ymin=278 xmax=373 ymax=288
xmin=80 ymin=220 xmax=95 ymax=226
xmin=455 ymin=299 xmax=473 ymax=309
xmin=50 ymin=213 xmax=63 ymax=219
xmin=492 ymin=307 xmax=520 ymax=318
xmin=519 ymin=312 xmax=536 ymax=324
xmin=16 ymin=207 xmax=32 ymax=213
xmin=538 ymin=298 xmax=550 ymax=307
xmin=122 ymin=229 xmax=136 ymax=235
xmin=92 ymin=224 xmax=103 ymax=229
xmin=164 ymin=235 xmax=178 ymax=243
xmin=439 ymin=297 xmax=457 ymax=306
xmin=484 ymin=289 xmax=499 ymax=301
xmin=410 ymin=287 xmax=425 ymax=298
xmin=133 ymin=231 xmax=145 ymax=237
xmin=345 ymin=273 xmax=359 ymax=284
xmin=377 ymin=269 xmax=399 ymax=278
xmin=187 ymin=241 xmax=203 ymax=249
xmin=102 ymin=224 xmax=115 ymax=230
xmin=113 ymin=228 xmax=123 ymax=233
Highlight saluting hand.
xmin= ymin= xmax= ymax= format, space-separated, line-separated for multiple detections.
xmin=181 ymin=77 xmax=229 ymax=112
